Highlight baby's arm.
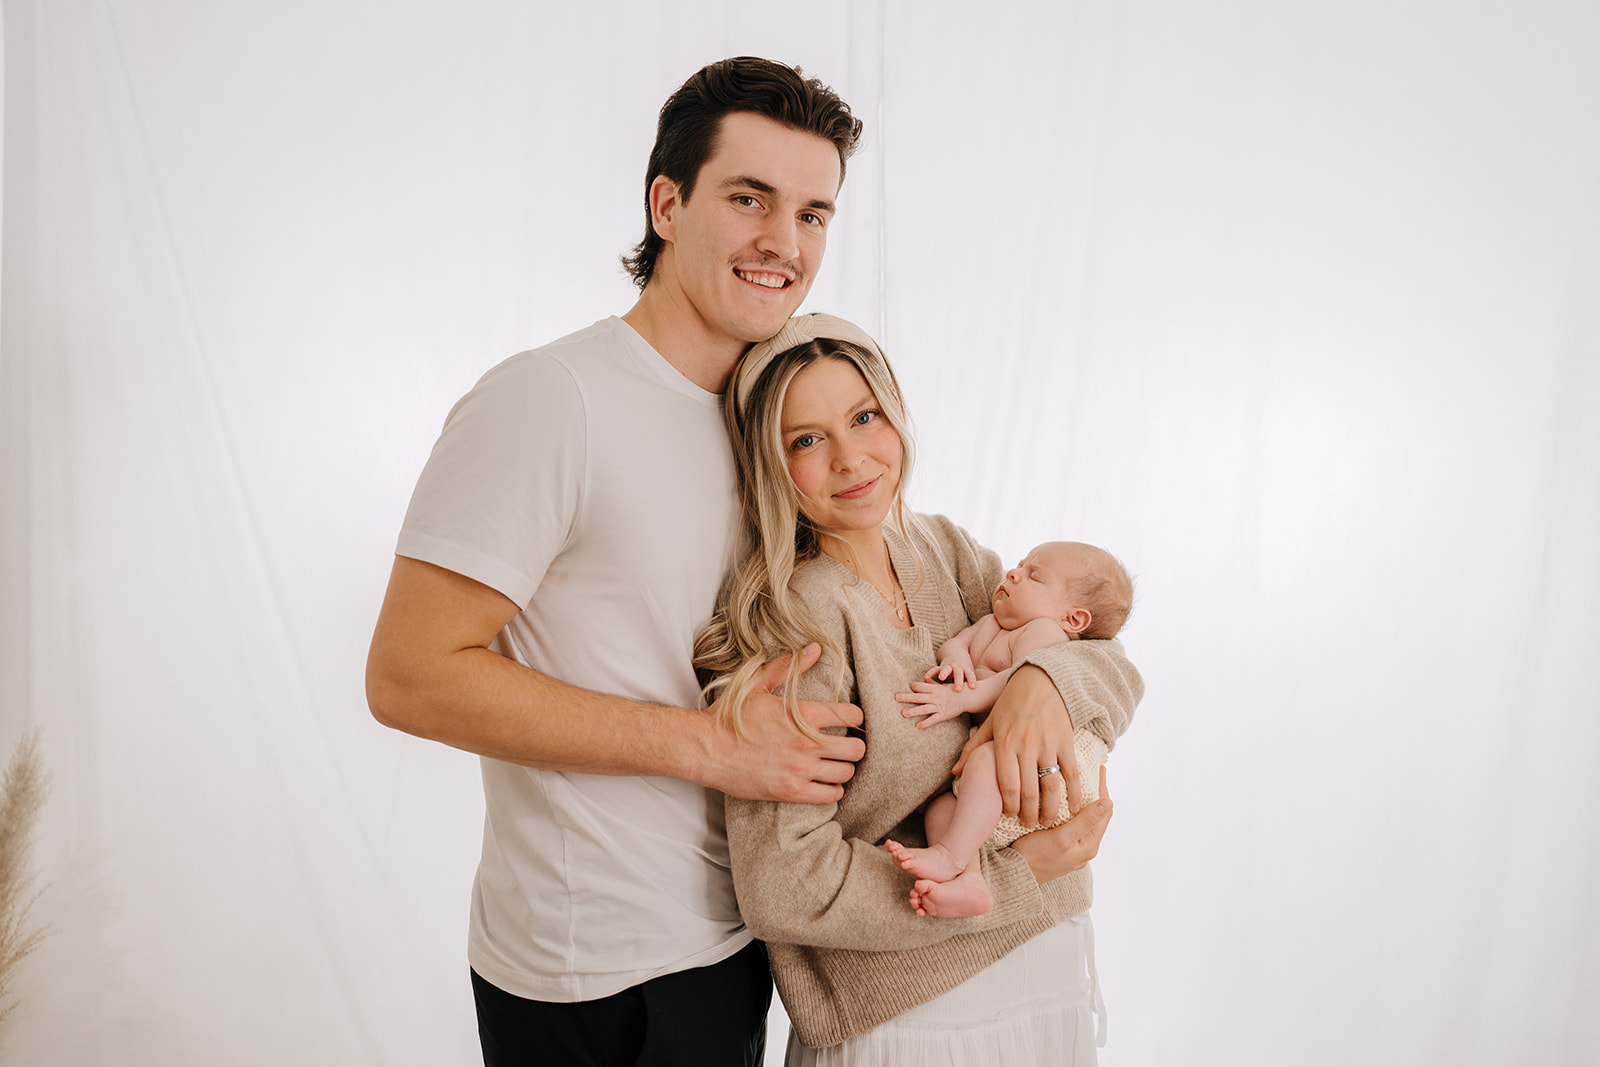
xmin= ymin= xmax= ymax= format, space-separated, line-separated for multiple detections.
xmin=926 ymin=615 xmax=999 ymax=689
xmin=901 ymin=618 xmax=1072 ymax=728
xmin=898 ymin=671 xmax=1010 ymax=726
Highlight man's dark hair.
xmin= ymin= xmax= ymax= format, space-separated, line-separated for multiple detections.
xmin=621 ymin=57 xmax=864 ymax=291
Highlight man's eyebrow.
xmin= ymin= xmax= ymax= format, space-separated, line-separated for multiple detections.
xmin=720 ymin=175 xmax=777 ymax=195
xmin=720 ymin=175 xmax=836 ymax=215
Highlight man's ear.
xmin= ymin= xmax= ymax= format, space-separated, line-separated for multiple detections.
xmin=648 ymin=175 xmax=683 ymax=243
xmin=1062 ymin=607 xmax=1091 ymax=637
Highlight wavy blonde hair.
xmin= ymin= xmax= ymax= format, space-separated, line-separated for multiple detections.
xmin=693 ymin=329 xmax=925 ymax=739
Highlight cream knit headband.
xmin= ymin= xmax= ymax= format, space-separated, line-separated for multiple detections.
xmin=729 ymin=313 xmax=885 ymax=425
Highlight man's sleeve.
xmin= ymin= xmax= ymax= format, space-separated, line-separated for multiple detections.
xmin=396 ymin=352 xmax=585 ymax=609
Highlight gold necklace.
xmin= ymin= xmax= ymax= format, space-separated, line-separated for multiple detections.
xmin=879 ymin=583 xmax=909 ymax=622
xmin=843 ymin=540 xmax=908 ymax=622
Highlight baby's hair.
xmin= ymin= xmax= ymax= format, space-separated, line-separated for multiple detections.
xmin=1071 ymin=550 xmax=1135 ymax=640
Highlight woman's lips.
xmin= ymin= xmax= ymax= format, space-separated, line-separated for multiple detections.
xmin=834 ymin=475 xmax=880 ymax=500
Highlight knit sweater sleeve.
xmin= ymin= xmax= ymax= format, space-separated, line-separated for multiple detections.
xmin=1022 ymin=637 xmax=1144 ymax=749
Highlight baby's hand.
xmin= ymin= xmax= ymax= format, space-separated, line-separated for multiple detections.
xmin=924 ymin=651 xmax=977 ymax=690
xmin=897 ymin=681 xmax=968 ymax=727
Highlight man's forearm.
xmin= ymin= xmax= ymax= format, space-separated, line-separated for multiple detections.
xmin=368 ymin=643 xmax=718 ymax=780
xmin=367 ymin=554 xmax=722 ymax=780
xmin=367 ymin=556 xmax=864 ymax=803
xmin=368 ymin=646 xmax=867 ymax=803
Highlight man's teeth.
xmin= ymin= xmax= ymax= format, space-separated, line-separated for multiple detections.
xmin=736 ymin=270 xmax=787 ymax=289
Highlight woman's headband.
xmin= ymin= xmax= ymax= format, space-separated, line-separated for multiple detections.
xmin=728 ymin=312 xmax=885 ymax=426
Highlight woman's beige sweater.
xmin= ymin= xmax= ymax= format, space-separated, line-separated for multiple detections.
xmin=726 ymin=515 xmax=1144 ymax=1048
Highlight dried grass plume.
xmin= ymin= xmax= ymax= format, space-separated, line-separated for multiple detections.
xmin=0 ymin=730 xmax=51 ymax=1027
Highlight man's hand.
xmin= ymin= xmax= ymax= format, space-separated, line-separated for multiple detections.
xmin=705 ymin=644 xmax=865 ymax=805
xmin=1010 ymin=766 xmax=1112 ymax=884
xmin=953 ymin=664 xmax=1079 ymax=828
xmin=895 ymin=680 xmax=969 ymax=728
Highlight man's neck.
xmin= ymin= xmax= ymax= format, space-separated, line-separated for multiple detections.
xmin=621 ymin=288 xmax=747 ymax=395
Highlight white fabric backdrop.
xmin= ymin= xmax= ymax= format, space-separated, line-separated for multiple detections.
xmin=3 ymin=2 xmax=1597 ymax=1064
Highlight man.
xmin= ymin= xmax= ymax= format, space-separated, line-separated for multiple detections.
xmin=367 ymin=57 xmax=1112 ymax=1065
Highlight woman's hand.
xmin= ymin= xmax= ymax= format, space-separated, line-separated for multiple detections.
xmin=955 ymin=664 xmax=1080 ymax=828
xmin=1010 ymin=766 xmax=1112 ymax=884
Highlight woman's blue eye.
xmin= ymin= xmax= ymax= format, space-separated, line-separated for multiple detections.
xmin=854 ymin=410 xmax=877 ymax=426
xmin=791 ymin=434 xmax=818 ymax=450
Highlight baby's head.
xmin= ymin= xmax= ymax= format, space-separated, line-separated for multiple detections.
xmin=991 ymin=541 xmax=1132 ymax=640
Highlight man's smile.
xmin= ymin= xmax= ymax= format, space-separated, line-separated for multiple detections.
xmin=735 ymin=267 xmax=792 ymax=289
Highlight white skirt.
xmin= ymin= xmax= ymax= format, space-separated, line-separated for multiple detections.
xmin=786 ymin=913 xmax=1106 ymax=1067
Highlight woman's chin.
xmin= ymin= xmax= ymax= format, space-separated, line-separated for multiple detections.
xmin=810 ymin=507 xmax=893 ymax=540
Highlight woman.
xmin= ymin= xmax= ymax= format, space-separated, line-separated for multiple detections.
xmin=693 ymin=314 xmax=1143 ymax=1063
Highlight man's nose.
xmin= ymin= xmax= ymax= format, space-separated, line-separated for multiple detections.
xmin=757 ymin=213 xmax=799 ymax=262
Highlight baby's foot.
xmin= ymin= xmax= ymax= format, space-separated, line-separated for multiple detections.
xmin=885 ymin=839 xmax=966 ymax=883
xmin=909 ymin=867 xmax=994 ymax=918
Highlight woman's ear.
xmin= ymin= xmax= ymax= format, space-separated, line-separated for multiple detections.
xmin=1061 ymin=607 xmax=1091 ymax=637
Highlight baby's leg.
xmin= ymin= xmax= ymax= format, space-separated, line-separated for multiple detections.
xmin=885 ymin=742 xmax=1004 ymax=917
xmin=922 ymin=789 xmax=959 ymax=848
xmin=886 ymin=793 xmax=963 ymax=883
xmin=929 ymin=740 xmax=1005 ymax=862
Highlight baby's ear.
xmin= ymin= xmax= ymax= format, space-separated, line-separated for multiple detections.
xmin=1062 ymin=607 xmax=1091 ymax=636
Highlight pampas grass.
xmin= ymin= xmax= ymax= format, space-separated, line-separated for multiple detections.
xmin=0 ymin=730 xmax=50 ymax=1027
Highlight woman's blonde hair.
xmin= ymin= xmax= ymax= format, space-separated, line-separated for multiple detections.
xmin=693 ymin=315 xmax=924 ymax=739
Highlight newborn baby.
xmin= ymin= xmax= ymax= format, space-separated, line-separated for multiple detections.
xmin=890 ymin=541 xmax=1132 ymax=917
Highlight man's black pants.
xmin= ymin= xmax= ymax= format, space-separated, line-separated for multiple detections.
xmin=471 ymin=939 xmax=772 ymax=1066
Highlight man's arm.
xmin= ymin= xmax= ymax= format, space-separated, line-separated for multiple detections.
xmin=366 ymin=556 xmax=865 ymax=804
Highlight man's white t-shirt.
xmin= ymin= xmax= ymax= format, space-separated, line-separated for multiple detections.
xmin=397 ymin=317 xmax=747 ymax=1001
